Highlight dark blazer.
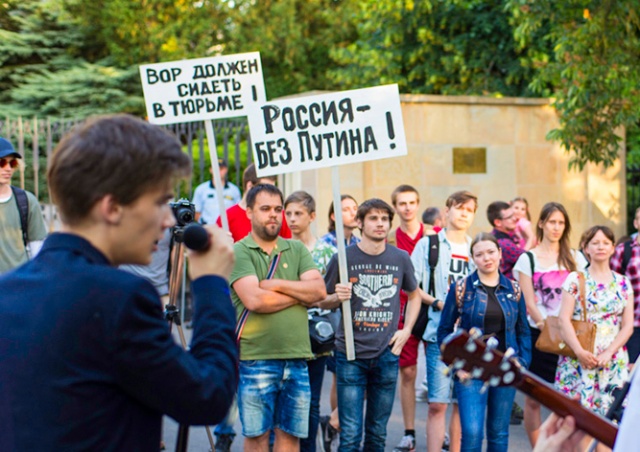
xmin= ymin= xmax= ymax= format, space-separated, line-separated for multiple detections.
xmin=0 ymin=233 xmax=238 ymax=451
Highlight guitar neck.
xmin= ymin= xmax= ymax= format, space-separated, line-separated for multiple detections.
xmin=516 ymin=369 xmax=618 ymax=448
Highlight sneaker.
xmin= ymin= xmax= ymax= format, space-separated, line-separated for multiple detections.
xmin=393 ymin=434 xmax=416 ymax=452
xmin=320 ymin=415 xmax=338 ymax=452
xmin=512 ymin=401 xmax=524 ymax=420
xmin=214 ymin=434 xmax=233 ymax=452
xmin=442 ymin=433 xmax=450 ymax=451
xmin=415 ymin=388 xmax=429 ymax=402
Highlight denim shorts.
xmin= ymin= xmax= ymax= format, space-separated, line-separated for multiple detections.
xmin=426 ymin=341 xmax=455 ymax=404
xmin=238 ymin=359 xmax=310 ymax=438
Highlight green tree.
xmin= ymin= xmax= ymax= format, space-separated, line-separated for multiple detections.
xmin=223 ymin=0 xmax=357 ymax=99
xmin=329 ymin=0 xmax=545 ymax=96
xmin=507 ymin=0 xmax=640 ymax=169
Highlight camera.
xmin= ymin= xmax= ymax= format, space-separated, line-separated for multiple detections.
xmin=170 ymin=199 xmax=196 ymax=227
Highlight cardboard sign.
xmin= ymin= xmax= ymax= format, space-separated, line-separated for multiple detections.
xmin=247 ymin=84 xmax=406 ymax=176
xmin=140 ymin=52 xmax=266 ymax=125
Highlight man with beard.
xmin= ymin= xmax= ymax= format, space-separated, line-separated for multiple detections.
xmin=322 ymin=198 xmax=421 ymax=452
xmin=230 ymin=184 xmax=327 ymax=452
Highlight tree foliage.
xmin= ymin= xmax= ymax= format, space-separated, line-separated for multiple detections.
xmin=507 ymin=0 xmax=640 ymax=169
xmin=329 ymin=0 xmax=547 ymax=96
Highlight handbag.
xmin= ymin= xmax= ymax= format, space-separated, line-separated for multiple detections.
xmin=309 ymin=309 xmax=337 ymax=355
xmin=535 ymin=272 xmax=596 ymax=359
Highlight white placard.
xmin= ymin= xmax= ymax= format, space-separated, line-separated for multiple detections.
xmin=139 ymin=52 xmax=266 ymax=125
xmin=247 ymin=84 xmax=407 ymax=176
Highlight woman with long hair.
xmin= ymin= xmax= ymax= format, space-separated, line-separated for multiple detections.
xmin=556 ymin=225 xmax=633 ymax=451
xmin=512 ymin=202 xmax=587 ymax=446
xmin=438 ymin=233 xmax=531 ymax=452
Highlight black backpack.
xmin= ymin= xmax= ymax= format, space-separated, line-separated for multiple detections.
xmin=10 ymin=186 xmax=29 ymax=250
xmin=411 ymin=234 xmax=439 ymax=338
xmin=621 ymin=239 xmax=633 ymax=274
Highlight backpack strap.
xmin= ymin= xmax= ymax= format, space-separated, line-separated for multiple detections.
xmin=10 ymin=186 xmax=29 ymax=250
xmin=427 ymin=234 xmax=439 ymax=297
xmin=510 ymin=279 xmax=522 ymax=302
xmin=525 ymin=251 xmax=535 ymax=277
xmin=455 ymin=277 xmax=467 ymax=313
xmin=621 ymin=240 xmax=633 ymax=274
xmin=235 ymin=252 xmax=281 ymax=342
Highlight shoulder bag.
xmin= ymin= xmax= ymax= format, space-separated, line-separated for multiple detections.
xmin=535 ymin=272 xmax=596 ymax=359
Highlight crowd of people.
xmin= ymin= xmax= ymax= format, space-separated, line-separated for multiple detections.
xmin=1 ymin=120 xmax=639 ymax=452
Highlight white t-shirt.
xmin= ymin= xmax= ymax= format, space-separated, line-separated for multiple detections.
xmin=447 ymin=241 xmax=470 ymax=286
xmin=513 ymin=249 xmax=588 ymax=328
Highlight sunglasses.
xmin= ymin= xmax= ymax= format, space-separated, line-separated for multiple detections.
xmin=0 ymin=158 xmax=19 ymax=169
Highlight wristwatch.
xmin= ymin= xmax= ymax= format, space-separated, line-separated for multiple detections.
xmin=431 ymin=299 xmax=442 ymax=311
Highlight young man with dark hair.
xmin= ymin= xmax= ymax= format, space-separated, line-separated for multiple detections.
xmin=284 ymin=190 xmax=336 ymax=452
xmin=388 ymin=185 xmax=427 ymax=452
xmin=0 ymin=137 xmax=47 ymax=274
xmin=323 ymin=198 xmax=421 ymax=452
xmin=487 ymin=200 xmax=524 ymax=279
xmin=320 ymin=194 xmax=360 ymax=248
xmin=412 ymin=190 xmax=478 ymax=452
xmin=0 ymin=114 xmax=238 ymax=450
xmin=231 ymin=184 xmax=326 ymax=452
xmin=192 ymin=158 xmax=241 ymax=224
xmin=216 ymin=163 xmax=291 ymax=242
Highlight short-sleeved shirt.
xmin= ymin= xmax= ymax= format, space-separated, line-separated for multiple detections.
xmin=513 ymin=250 xmax=588 ymax=328
xmin=310 ymin=239 xmax=336 ymax=276
xmin=192 ymin=180 xmax=241 ymax=225
xmin=217 ymin=204 xmax=291 ymax=242
xmin=0 ymin=189 xmax=47 ymax=274
xmin=325 ymin=244 xmax=418 ymax=359
xmin=492 ymin=229 xmax=524 ymax=279
xmin=230 ymin=235 xmax=317 ymax=360
xmin=319 ymin=230 xmax=360 ymax=248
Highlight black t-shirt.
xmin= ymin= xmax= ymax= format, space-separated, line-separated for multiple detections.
xmin=482 ymin=284 xmax=506 ymax=352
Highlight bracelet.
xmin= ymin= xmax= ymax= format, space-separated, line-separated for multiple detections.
xmin=431 ymin=299 xmax=442 ymax=312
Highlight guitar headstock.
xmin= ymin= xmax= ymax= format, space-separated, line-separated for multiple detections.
xmin=440 ymin=328 xmax=523 ymax=388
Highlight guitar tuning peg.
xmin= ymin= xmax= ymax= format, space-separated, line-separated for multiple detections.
xmin=483 ymin=337 xmax=499 ymax=362
xmin=464 ymin=337 xmax=478 ymax=353
xmin=469 ymin=327 xmax=482 ymax=339
xmin=489 ymin=375 xmax=501 ymax=387
xmin=453 ymin=359 xmax=466 ymax=370
xmin=500 ymin=348 xmax=515 ymax=372
xmin=479 ymin=381 xmax=490 ymax=394
xmin=502 ymin=370 xmax=516 ymax=385
xmin=471 ymin=366 xmax=483 ymax=379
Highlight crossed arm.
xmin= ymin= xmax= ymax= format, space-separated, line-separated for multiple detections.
xmin=233 ymin=268 xmax=326 ymax=314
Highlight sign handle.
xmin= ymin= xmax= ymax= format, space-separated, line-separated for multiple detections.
xmin=331 ymin=166 xmax=356 ymax=361
xmin=204 ymin=120 xmax=229 ymax=232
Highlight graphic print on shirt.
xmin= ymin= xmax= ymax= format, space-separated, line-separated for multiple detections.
xmin=448 ymin=241 xmax=470 ymax=286
xmin=350 ymin=262 xmax=400 ymax=332
xmin=533 ymin=269 xmax=569 ymax=317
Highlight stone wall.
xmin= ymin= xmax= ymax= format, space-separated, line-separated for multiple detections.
xmin=283 ymin=94 xmax=626 ymax=243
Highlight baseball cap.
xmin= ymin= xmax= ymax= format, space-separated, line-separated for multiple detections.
xmin=0 ymin=137 xmax=21 ymax=159
xmin=218 ymin=158 xmax=228 ymax=167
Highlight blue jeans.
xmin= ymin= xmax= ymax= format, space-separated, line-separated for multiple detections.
xmin=454 ymin=379 xmax=516 ymax=452
xmin=300 ymin=356 xmax=328 ymax=452
xmin=336 ymin=348 xmax=399 ymax=452
xmin=238 ymin=359 xmax=310 ymax=438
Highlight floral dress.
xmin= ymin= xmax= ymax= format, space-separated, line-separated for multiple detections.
xmin=555 ymin=270 xmax=631 ymax=415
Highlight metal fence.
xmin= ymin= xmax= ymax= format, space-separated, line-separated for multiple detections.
xmin=0 ymin=116 xmax=251 ymax=230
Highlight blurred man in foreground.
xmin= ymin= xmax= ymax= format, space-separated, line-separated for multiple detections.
xmin=0 ymin=114 xmax=238 ymax=451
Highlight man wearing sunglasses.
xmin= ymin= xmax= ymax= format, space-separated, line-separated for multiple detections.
xmin=0 ymin=137 xmax=47 ymax=274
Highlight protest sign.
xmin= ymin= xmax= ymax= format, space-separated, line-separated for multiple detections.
xmin=139 ymin=52 xmax=266 ymax=125
xmin=247 ymin=84 xmax=406 ymax=176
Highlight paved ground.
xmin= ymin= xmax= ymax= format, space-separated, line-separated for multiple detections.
xmin=162 ymin=327 xmax=537 ymax=451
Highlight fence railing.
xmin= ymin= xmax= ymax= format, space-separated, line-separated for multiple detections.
xmin=1 ymin=116 xmax=251 ymax=230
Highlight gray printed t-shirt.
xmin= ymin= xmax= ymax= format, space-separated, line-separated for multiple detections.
xmin=325 ymin=244 xmax=417 ymax=359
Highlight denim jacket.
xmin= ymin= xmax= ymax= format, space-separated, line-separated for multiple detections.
xmin=411 ymin=229 xmax=475 ymax=343
xmin=436 ymin=270 xmax=532 ymax=368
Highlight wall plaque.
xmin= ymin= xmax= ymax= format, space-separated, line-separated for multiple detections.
xmin=453 ymin=147 xmax=486 ymax=174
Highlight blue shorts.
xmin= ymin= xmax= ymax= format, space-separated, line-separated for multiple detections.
xmin=426 ymin=341 xmax=455 ymax=404
xmin=238 ymin=359 xmax=310 ymax=438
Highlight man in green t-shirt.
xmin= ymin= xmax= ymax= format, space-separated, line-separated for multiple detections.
xmin=230 ymin=183 xmax=326 ymax=452
xmin=0 ymin=137 xmax=47 ymax=274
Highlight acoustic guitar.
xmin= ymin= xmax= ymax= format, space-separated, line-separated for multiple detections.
xmin=440 ymin=328 xmax=618 ymax=448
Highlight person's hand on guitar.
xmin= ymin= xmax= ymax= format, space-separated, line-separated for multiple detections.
xmin=533 ymin=413 xmax=584 ymax=452
xmin=576 ymin=348 xmax=598 ymax=370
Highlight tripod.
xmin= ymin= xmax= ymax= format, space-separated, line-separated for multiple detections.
xmin=164 ymin=226 xmax=217 ymax=452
